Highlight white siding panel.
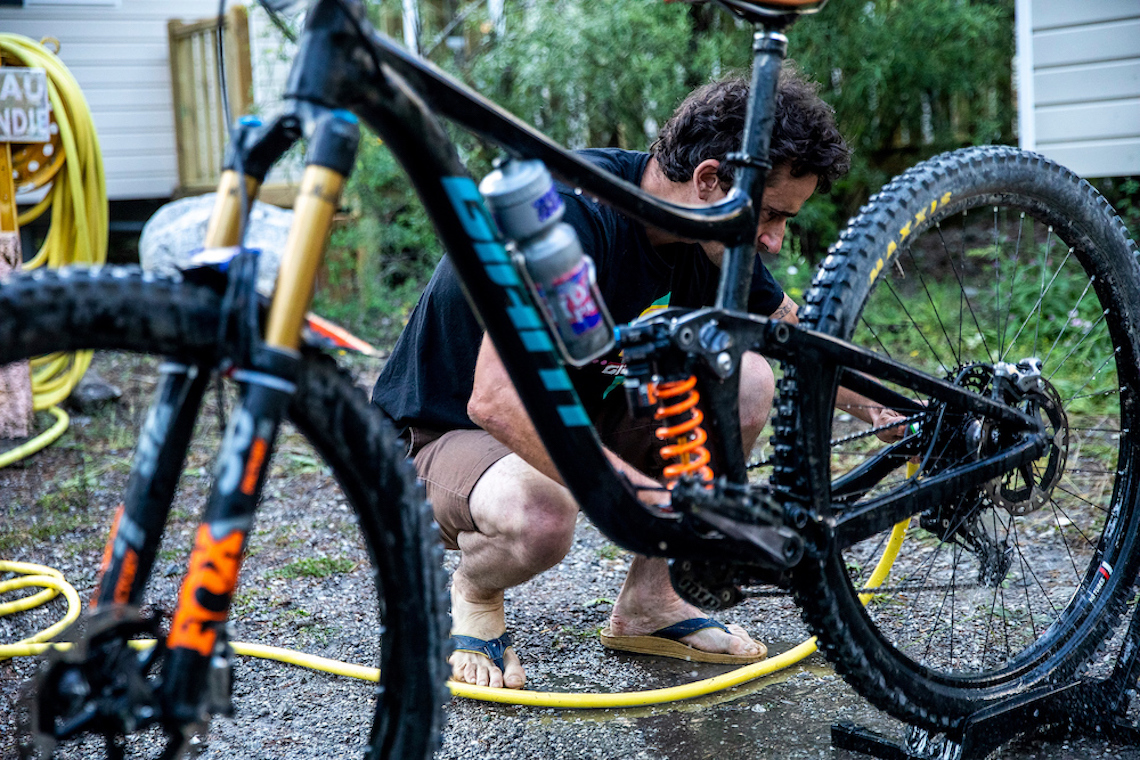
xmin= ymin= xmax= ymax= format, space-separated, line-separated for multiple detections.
xmin=0 ymin=18 xmax=165 ymax=43
xmin=15 ymin=42 xmax=171 ymax=66
xmin=1033 ymin=18 xmax=1140 ymax=69
xmin=109 ymin=176 xmax=180 ymax=198
xmin=93 ymin=110 xmax=174 ymax=131
xmin=1034 ymin=60 xmax=1140 ymax=107
xmin=1034 ymin=0 xmax=1140 ymax=30
xmin=0 ymin=3 xmax=231 ymax=22
xmin=1036 ymin=99 xmax=1140 ymax=143
xmin=63 ymin=65 xmax=170 ymax=88
xmin=0 ymin=0 xmax=252 ymax=199
xmin=82 ymin=86 xmax=173 ymax=111
xmin=96 ymin=132 xmax=178 ymax=155
xmin=1034 ymin=137 xmax=1140 ymax=178
xmin=103 ymin=154 xmax=179 ymax=174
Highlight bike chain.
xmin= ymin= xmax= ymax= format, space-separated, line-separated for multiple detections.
xmin=746 ymin=412 xmax=929 ymax=472
xmin=828 ymin=412 xmax=929 ymax=446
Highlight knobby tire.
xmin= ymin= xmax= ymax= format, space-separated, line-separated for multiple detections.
xmin=0 ymin=267 xmax=448 ymax=760
xmin=780 ymin=146 xmax=1140 ymax=729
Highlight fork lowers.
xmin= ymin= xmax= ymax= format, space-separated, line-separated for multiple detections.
xmin=653 ymin=375 xmax=714 ymax=485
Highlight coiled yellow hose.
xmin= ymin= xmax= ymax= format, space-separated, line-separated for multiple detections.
xmin=0 ymin=33 xmax=107 ymax=468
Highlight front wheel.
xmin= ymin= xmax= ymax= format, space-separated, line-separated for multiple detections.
xmin=783 ymin=146 xmax=1140 ymax=729
xmin=0 ymin=268 xmax=448 ymax=759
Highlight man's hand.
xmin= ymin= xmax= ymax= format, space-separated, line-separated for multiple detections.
xmin=868 ymin=406 xmax=911 ymax=443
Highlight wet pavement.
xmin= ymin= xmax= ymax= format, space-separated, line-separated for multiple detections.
xmin=436 ymin=517 xmax=1140 ymax=760
xmin=439 ymin=650 xmax=1140 ymax=760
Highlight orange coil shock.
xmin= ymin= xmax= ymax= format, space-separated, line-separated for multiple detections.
xmin=653 ymin=375 xmax=714 ymax=485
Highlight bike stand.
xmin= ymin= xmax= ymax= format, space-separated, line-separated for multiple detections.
xmin=831 ymin=602 xmax=1140 ymax=760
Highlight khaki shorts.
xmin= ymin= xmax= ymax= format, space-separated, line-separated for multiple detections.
xmin=410 ymin=401 xmax=660 ymax=550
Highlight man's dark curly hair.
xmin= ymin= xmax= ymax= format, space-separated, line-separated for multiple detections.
xmin=650 ymin=66 xmax=850 ymax=193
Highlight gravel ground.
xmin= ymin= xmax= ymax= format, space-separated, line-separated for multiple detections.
xmin=4 ymin=352 xmax=1140 ymax=759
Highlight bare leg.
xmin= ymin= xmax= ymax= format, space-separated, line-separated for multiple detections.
xmin=449 ymin=454 xmax=577 ymax=688
xmin=739 ymin=350 xmax=775 ymax=451
xmin=607 ymin=556 xmax=763 ymax=655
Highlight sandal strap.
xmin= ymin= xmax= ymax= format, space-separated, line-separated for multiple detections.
xmin=651 ymin=618 xmax=729 ymax=641
xmin=451 ymin=632 xmax=513 ymax=672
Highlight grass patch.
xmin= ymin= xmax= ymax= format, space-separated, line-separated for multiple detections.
xmin=597 ymin=544 xmax=623 ymax=561
xmin=298 ymin=623 xmax=339 ymax=647
xmin=36 ymin=460 xmax=97 ymax=511
xmin=1 ymin=513 xmax=88 ymax=551
xmin=267 ymin=556 xmax=355 ymax=579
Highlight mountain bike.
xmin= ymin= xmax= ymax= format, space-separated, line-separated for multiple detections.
xmin=5 ymin=0 xmax=1140 ymax=757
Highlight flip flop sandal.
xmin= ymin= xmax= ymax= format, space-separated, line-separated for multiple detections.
xmin=600 ymin=617 xmax=767 ymax=664
xmin=450 ymin=632 xmax=514 ymax=672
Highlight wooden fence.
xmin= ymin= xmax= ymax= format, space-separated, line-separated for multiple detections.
xmin=167 ymin=5 xmax=253 ymax=197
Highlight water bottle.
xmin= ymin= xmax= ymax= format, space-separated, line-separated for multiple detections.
xmin=479 ymin=159 xmax=615 ymax=366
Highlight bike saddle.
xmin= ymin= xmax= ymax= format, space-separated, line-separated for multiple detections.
xmin=714 ymin=0 xmax=827 ymax=20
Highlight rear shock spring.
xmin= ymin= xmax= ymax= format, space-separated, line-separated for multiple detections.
xmin=654 ymin=375 xmax=714 ymax=485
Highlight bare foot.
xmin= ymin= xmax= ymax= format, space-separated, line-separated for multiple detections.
xmin=607 ymin=599 xmax=765 ymax=659
xmin=607 ymin=556 xmax=765 ymax=659
xmin=449 ymin=579 xmax=526 ymax=689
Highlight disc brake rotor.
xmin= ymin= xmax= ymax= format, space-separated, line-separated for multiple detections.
xmin=984 ymin=362 xmax=1069 ymax=516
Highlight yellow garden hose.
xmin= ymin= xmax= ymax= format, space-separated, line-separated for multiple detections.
xmin=0 ymin=33 xmax=107 ymax=468
xmin=1 ymin=510 xmax=913 ymax=708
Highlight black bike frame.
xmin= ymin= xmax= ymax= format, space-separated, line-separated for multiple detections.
xmin=42 ymin=0 xmax=1051 ymax=750
xmin=263 ymin=0 xmax=1046 ymax=564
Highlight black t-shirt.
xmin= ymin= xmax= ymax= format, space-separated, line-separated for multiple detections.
xmin=372 ymin=148 xmax=784 ymax=431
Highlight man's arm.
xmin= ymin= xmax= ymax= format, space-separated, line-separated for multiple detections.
xmin=768 ymin=294 xmax=908 ymax=442
xmin=468 ymin=334 xmax=666 ymax=497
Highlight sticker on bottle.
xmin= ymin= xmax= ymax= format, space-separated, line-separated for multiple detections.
xmin=548 ymin=259 xmax=601 ymax=336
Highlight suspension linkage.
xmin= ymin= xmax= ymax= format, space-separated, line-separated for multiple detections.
xmin=670 ymin=478 xmax=805 ymax=569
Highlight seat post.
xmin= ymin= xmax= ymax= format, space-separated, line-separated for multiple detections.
xmin=714 ymin=20 xmax=791 ymax=312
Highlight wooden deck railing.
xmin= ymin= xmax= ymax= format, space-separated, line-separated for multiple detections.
xmin=167 ymin=5 xmax=253 ymax=197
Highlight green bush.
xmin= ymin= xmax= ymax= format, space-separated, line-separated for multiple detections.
xmin=1093 ymin=177 xmax=1140 ymax=244
xmin=323 ymin=0 xmax=1017 ymax=343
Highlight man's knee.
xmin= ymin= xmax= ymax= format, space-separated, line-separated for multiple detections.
xmin=515 ymin=485 xmax=578 ymax=566
xmin=471 ymin=457 xmax=578 ymax=566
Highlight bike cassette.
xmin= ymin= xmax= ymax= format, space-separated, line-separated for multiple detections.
xmin=20 ymin=606 xmax=168 ymax=759
xmin=915 ymin=359 xmax=1070 ymax=588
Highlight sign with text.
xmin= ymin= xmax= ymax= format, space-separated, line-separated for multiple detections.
xmin=0 ymin=67 xmax=51 ymax=144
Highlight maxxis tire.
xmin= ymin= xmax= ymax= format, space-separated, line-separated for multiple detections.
xmin=0 ymin=266 xmax=449 ymax=759
xmin=781 ymin=146 xmax=1140 ymax=729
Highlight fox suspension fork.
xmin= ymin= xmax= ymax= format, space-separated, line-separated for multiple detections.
xmin=91 ymin=119 xmax=272 ymax=611
xmin=159 ymin=110 xmax=359 ymax=724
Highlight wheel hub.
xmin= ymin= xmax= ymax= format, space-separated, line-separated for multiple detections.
xmin=983 ymin=359 xmax=1069 ymax=516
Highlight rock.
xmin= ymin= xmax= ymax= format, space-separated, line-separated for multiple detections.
xmin=139 ymin=193 xmax=293 ymax=296
xmin=65 ymin=370 xmax=122 ymax=413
